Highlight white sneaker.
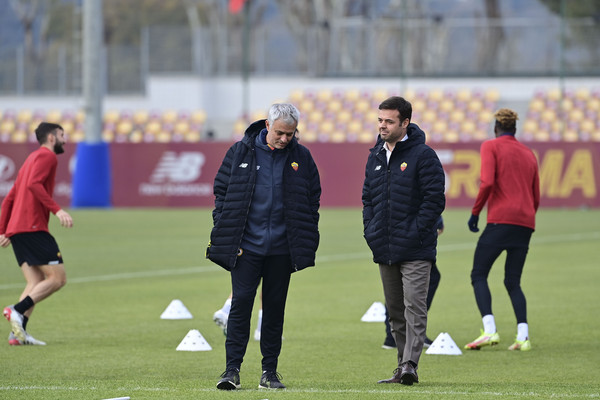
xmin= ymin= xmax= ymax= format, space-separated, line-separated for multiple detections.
xmin=254 ymin=328 xmax=261 ymax=341
xmin=3 ymin=305 xmax=25 ymax=342
xmin=213 ymin=309 xmax=228 ymax=336
xmin=8 ymin=331 xmax=46 ymax=346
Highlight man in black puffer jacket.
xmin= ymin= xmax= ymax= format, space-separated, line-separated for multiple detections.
xmin=363 ymin=96 xmax=445 ymax=386
xmin=207 ymin=103 xmax=321 ymax=391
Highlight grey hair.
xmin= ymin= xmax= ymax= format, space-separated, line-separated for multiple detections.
xmin=267 ymin=103 xmax=300 ymax=126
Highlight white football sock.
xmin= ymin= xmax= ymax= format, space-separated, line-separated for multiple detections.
xmin=256 ymin=309 xmax=263 ymax=331
xmin=517 ymin=323 xmax=529 ymax=341
xmin=222 ymin=298 xmax=232 ymax=315
xmin=482 ymin=314 xmax=496 ymax=334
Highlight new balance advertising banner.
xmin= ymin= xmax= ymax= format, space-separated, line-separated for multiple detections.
xmin=1 ymin=142 xmax=598 ymax=208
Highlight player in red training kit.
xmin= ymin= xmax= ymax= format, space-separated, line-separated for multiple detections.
xmin=0 ymin=122 xmax=73 ymax=346
xmin=464 ymin=109 xmax=540 ymax=352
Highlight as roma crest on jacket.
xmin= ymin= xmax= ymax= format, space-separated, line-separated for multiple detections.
xmin=400 ymin=162 xmax=407 ymax=171
xmin=291 ymin=161 xmax=299 ymax=171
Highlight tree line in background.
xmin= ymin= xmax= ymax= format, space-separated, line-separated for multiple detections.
xmin=3 ymin=0 xmax=600 ymax=93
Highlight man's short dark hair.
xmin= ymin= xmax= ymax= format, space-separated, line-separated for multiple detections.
xmin=35 ymin=122 xmax=63 ymax=145
xmin=379 ymin=96 xmax=412 ymax=122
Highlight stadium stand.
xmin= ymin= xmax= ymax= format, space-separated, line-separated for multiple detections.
xmin=232 ymin=88 xmax=501 ymax=143
xmin=522 ymin=88 xmax=600 ymax=142
xmin=2 ymin=88 xmax=600 ymax=143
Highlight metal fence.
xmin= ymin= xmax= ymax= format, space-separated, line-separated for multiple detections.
xmin=0 ymin=16 xmax=598 ymax=95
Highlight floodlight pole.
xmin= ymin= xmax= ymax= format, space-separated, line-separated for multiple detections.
xmin=83 ymin=0 xmax=103 ymax=143
xmin=241 ymin=0 xmax=251 ymax=119
xmin=72 ymin=0 xmax=112 ymax=208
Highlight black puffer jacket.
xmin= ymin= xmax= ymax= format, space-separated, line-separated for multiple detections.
xmin=206 ymin=120 xmax=321 ymax=272
xmin=362 ymin=123 xmax=445 ymax=264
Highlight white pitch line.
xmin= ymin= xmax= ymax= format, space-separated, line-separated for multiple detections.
xmin=1 ymin=231 xmax=598 ymax=292
xmin=0 ymin=385 xmax=597 ymax=398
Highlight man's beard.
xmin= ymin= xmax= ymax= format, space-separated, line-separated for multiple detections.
xmin=54 ymin=142 xmax=65 ymax=154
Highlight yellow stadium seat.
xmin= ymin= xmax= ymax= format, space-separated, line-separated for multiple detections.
xmin=162 ymin=110 xmax=178 ymax=124
xmin=468 ymin=99 xmax=484 ymax=113
xmin=146 ymin=120 xmax=162 ymax=135
xmin=523 ymin=120 xmax=538 ymax=133
xmin=308 ymin=111 xmax=324 ymax=123
xmin=444 ymin=130 xmax=459 ymax=143
xmin=432 ymin=120 xmax=447 ymax=134
xmin=563 ymin=129 xmax=579 ymax=142
xmin=546 ymin=88 xmax=562 ymax=102
xmin=575 ymin=88 xmax=590 ymax=101
xmin=533 ymin=130 xmax=550 ymax=141
xmin=449 ymin=110 xmax=465 ymax=124
xmin=299 ymin=130 xmax=317 ymax=143
xmin=456 ymin=88 xmax=471 ymax=103
xmin=116 ymin=120 xmax=134 ymax=135
xmin=12 ymin=130 xmax=27 ymax=143
xmin=412 ymin=99 xmax=426 ymax=112
xmin=16 ymin=110 xmax=33 ymax=123
xmin=321 ymin=120 xmax=335 ymax=134
xmin=102 ymin=129 xmax=114 ymax=142
xmin=104 ymin=110 xmax=120 ymax=124
xmin=1 ymin=120 xmax=16 ymax=133
xmin=45 ymin=110 xmax=62 ymax=122
xmin=299 ymin=99 xmax=315 ymax=113
xmin=569 ymin=109 xmax=584 ymax=123
xmin=439 ymin=99 xmax=453 ymax=113
xmin=348 ymin=120 xmax=362 ymax=134
xmin=372 ymin=89 xmax=389 ymax=103
xmin=316 ymin=89 xmax=333 ymax=103
xmin=330 ymin=131 xmax=346 ymax=143
xmin=403 ymin=88 xmax=416 ymax=101
xmin=337 ymin=110 xmax=352 ymax=124
xmin=191 ymin=110 xmax=207 ymax=124
xmin=251 ymin=110 xmax=266 ymax=121
xmin=344 ymin=89 xmax=361 ymax=102
xmin=288 ymin=89 xmax=304 ymax=104
xmin=484 ymin=89 xmax=499 ymax=102
xmin=157 ymin=132 xmax=172 ymax=142
xmin=580 ymin=119 xmax=595 ymax=133
xmin=529 ymin=99 xmax=545 ymax=113
xmin=586 ymin=98 xmax=600 ymax=112
xmin=184 ymin=131 xmax=201 ymax=142
xmin=560 ymin=98 xmax=574 ymax=112
xmin=428 ymin=89 xmax=444 ymax=103
xmin=133 ymin=110 xmax=149 ymax=125
xmin=541 ymin=109 xmax=556 ymax=123
xmin=174 ymin=121 xmax=190 ymax=134
xmin=129 ymin=130 xmax=143 ymax=143
xmin=71 ymin=130 xmax=85 ymax=142
xmin=461 ymin=120 xmax=476 ymax=134
xmin=358 ymin=131 xmax=376 ymax=143
xmin=233 ymin=120 xmax=247 ymax=135
xmin=328 ymin=100 xmax=342 ymax=113
xmin=421 ymin=110 xmax=436 ymax=123
xmin=75 ymin=110 xmax=85 ymax=123
xmin=354 ymin=99 xmax=370 ymax=114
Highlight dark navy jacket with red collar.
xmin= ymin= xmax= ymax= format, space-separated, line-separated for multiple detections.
xmin=207 ymin=119 xmax=321 ymax=272
xmin=362 ymin=123 xmax=446 ymax=264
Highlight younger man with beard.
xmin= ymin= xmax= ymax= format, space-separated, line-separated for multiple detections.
xmin=1 ymin=122 xmax=73 ymax=345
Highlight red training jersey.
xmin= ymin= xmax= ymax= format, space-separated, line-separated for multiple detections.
xmin=472 ymin=135 xmax=540 ymax=230
xmin=0 ymin=147 xmax=62 ymax=237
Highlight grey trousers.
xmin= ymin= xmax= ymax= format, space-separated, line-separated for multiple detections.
xmin=379 ymin=260 xmax=431 ymax=368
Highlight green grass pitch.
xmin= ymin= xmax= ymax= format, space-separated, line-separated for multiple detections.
xmin=0 ymin=208 xmax=599 ymax=399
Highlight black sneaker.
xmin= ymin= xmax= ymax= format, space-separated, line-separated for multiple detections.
xmin=217 ymin=368 xmax=240 ymax=390
xmin=423 ymin=336 xmax=433 ymax=348
xmin=258 ymin=370 xmax=286 ymax=389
